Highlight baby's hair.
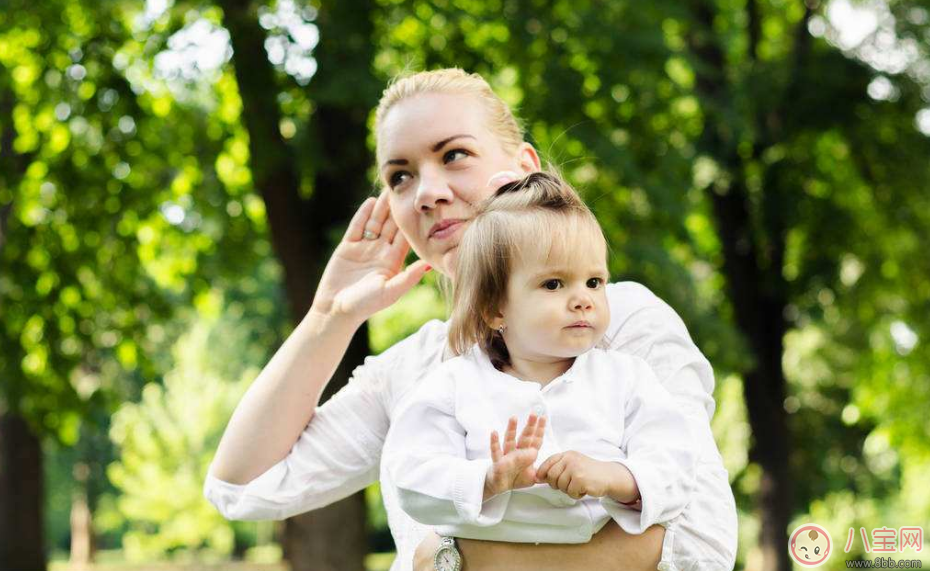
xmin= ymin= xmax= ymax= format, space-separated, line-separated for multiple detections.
xmin=447 ymin=171 xmax=607 ymax=370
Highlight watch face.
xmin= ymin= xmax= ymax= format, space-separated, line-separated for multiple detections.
xmin=434 ymin=546 xmax=461 ymax=571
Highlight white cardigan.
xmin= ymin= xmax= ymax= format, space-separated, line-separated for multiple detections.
xmin=203 ymin=282 xmax=736 ymax=570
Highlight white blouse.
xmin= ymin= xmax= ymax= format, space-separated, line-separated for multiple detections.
xmin=384 ymin=346 xmax=696 ymax=543
xmin=203 ymin=282 xmax=736 ymax=570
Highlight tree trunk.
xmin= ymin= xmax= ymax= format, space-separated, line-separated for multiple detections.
xmin=219 ymin=1 xmax=376 ymax=569
xmin=0 ymin=203 xmax=11 ymax=253
xmin=219 ymin=0 xmax=319 ymax=318
xmin=1 ymin=82 xmax=46 ymax=571
xmin=708 ymin=187 xmax=791 ymax=571
xmin=687 ymin=2 xmax=794 ymax=570
xmin=68 ymin=462 xmax=96 ymax=570
xmin=1 ymin=83 xmax=30 ymax=257
xmin=1 ymin=86 xmax=25 ymax=256
xmin=0 ymin=411 xmax=46 ymax=571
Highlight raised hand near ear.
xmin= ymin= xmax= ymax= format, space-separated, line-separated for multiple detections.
xmin=313 ymin=192 xmax=431 ymax=324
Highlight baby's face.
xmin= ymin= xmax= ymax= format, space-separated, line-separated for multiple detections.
xmin=499 ymin=235 xmax=609 ymax=361
xmin=791 ymin=528 xmax=830 ymax=565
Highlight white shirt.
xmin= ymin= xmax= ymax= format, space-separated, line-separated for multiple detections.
xmin=203 ymin=282 xmax=737 ymax=570
xmin=384 ymin=346 xmax=696 ymax=543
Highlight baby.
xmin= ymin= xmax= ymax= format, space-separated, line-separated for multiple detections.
xmin=384 ymin=172 xmax=696 ymax=546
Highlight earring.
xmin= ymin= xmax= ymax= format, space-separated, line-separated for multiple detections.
xmin=497 ymin=324 xmax=506 ymax=336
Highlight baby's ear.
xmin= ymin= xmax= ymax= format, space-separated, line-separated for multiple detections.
xmin=484 ymin=307 xmax=505 ymax=330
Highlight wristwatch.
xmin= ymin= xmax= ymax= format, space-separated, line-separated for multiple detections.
xmin=433 ymin=536 xmax=462 ymax=571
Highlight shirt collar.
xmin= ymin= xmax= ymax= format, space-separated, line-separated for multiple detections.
xmin=560 ymin=349 xmax=592 ymax=384
xmin=471 ymin=345 xmax=591 ymax=385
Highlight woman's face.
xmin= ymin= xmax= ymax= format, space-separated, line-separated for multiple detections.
xmin=377 ymin=92 xmax=540 ymax=275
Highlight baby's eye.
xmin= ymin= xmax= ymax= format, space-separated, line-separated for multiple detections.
xmin=814 ymin=547 xmax=820 ymax=555
xmin=443 ymin=149 xmax=469 ymax=163
xmin=542 ymin=279 xmax=563 ymax=291
xmin=586 ymin=278 xmax=603 ymax=289
xmin=389 ymin=171 xmax=411 ymax=189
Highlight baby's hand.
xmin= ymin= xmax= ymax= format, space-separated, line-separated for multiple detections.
xmin=483 ymin=414 xmax=546 ymax=499
xmin=536 ymin=451 xmax=639 ymax=502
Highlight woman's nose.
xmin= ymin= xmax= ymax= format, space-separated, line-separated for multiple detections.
xmin=414 ymin=170 xmax=454 ymax=212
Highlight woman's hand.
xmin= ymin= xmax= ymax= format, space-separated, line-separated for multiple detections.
xmin=536 ymin=451 xmax=640 ymax=503
xmin=312 ymin=192 xmax=431 ymax=324
xmin=483 ymin=414 xmax=547 ymax=499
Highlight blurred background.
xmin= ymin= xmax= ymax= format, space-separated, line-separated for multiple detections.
xmin=1 ymin=0 xmax=928 ymax=570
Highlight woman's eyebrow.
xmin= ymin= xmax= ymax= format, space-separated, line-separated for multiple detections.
xmin=431 ymin=134 xmax=475 ymax=152
xmin=380 ymin=134 xmax=476 ymax=171
xmin=381 ymin=158 xmax=407 ymax=171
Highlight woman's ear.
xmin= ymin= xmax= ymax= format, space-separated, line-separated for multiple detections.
xmin=516 ymin=142 xmax=541 ymax=174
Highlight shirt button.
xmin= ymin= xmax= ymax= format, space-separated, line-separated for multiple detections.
xmin=532 ymin=404 xmax=545 ymax=416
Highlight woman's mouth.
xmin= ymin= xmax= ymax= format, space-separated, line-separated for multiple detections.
xmin=429 ymin=219 xmax=465 ymax=240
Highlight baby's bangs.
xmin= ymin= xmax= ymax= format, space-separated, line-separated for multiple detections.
xmin=508 ymin=209 xmax=606 ymax=269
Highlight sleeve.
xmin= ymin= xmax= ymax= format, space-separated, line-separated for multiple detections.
xmin=203 ymin=356 xmax=389 ymax=521
xmin=601 ymin=356 xmax=697 ymax=534
xmin=605 ymin=282 xmax=722 ymax=465
xmin=383 ymin=365 xmax=511 ymax=528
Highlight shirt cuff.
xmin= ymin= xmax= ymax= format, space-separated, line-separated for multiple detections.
xmin=451 ymin=458 xmax=511 ymax=526
xmin=203 ymin=462 xmax=288 ymax=521
xmin=203 ymin=467 xmax=280 ymax=521
xmin=599 ymin=458 xmax=663 ymax=535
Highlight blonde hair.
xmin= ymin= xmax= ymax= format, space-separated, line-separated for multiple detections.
xmin=447 ymin=172 xmax=607 ymax=370
xmin=374 ymin=68 xmax=524 ymax=164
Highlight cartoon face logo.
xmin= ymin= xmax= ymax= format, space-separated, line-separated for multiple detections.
xmin=789 ymin=524 xmax=832 ymax=567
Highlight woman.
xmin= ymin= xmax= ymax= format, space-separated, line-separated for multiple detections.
xmin=205 ymin=68 xmax=737 ymax=571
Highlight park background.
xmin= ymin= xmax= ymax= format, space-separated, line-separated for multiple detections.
xmin=1 ymin=0 xmax=929 ymax=570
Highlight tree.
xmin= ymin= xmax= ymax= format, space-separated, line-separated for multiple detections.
xmin=106 ymin=292 xmax=270 ymax=561
xmin=1 ymin=0 xmax=270 ymax=566
xmin=214 ymin=0 xmax=380 ymax=568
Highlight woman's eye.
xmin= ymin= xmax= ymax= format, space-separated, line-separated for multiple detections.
xmin=443 ymin=149 xmax=469 ymax=163
xmin=586 ymin=278 xmax=603 ymax=289
xmin=543 ymin=279 xmax=562 ymax=291
xmin=389 ymin=171 xmax=411 ymax=189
